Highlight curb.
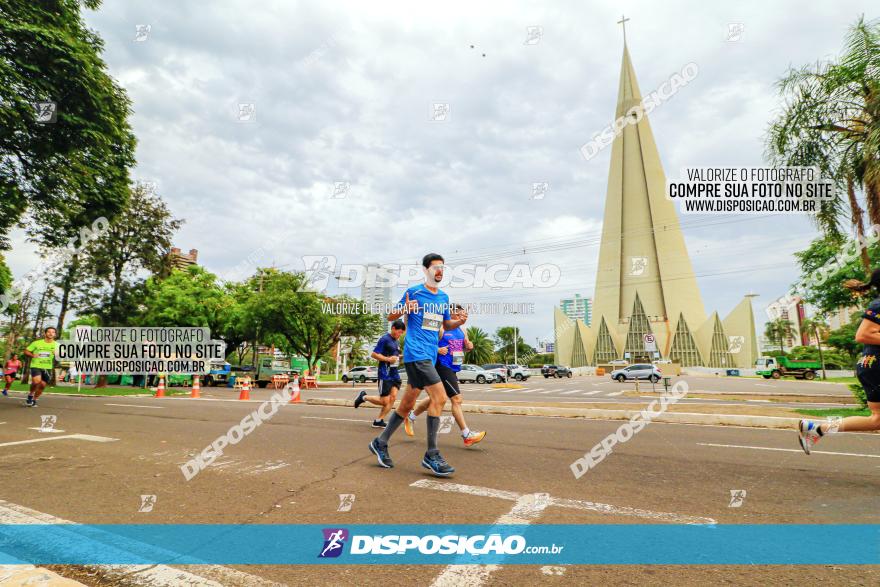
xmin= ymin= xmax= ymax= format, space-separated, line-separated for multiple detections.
xmin=305 ymin=398 xmax=801 ymax=430
xmin=0 ymin=565 xmax=85 ymax=586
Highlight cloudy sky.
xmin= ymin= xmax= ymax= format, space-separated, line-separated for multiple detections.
xmin=6 ymin=0 xmax=877 ymax=346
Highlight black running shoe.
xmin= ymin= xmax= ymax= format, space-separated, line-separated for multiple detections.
xmin=25 ymin=397 xmax=34 ymax=407
xmin=369 ymin=438 xmax=393 ymax=468
xmin=371 ymin=419 xmax=387 ymax=428
xmin=422 ymin=452 xmax=455 ymax=477
xmin=354 ymin=390 xmax=367 ymax=408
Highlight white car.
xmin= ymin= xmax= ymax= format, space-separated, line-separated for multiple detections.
xmin=458 ymin=364 xmax=495 ymax=384
xmin=506 ymin=364 xmax=531 ymax=381
xmin=341 ymin=366 xmax=379 ymax=383
xmin=610 ymin=363 xmax=661 ymax=383
xmin=481 ymin=364 xmax=508 ymax=383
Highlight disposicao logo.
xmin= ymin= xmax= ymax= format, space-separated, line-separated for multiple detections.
xmin=319 ymin=528 xmax=349 ymax=558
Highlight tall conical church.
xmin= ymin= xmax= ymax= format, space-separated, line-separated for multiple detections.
xmin=555 ymin=43 xmax=757 ymax=369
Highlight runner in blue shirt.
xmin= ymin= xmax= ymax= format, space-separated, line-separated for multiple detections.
xmin=368 ymin=253 xmax=468 ymax=476
xmin=406 ymin=304 xmax=486 ymax=446
xmin=354 ymin=320 xmax=405 ymax=428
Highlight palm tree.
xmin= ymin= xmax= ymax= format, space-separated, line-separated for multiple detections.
xmin=465 ymin=327 xmax=494 ymax=365
xmin=764 ymin=318 xmax=794 ymax=355
xmin=767 ymin=16 xmax=880 ymax=273
xmin=800 ymin=316 xmax=830 ymax=379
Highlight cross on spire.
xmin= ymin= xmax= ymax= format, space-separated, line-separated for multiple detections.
xmin=617 ymin=14 xmax=630 ymax=44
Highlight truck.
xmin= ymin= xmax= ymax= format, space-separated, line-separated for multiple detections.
xmin=203 ymin=360 xmax=232 ymax=387
xmin=755 ymin=356 xmax=821 ymax=380
xmin=234 ymin=356 xmax=298 ymax=388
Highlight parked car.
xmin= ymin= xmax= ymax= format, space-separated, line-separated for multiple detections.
xmin=610 ymin=363 xmax=661 ymax=383
xmin=341 ymin=365 xmax=379 ymax=383
xmin=541 ymin=365 xmax=572 ymax=378
xmin=506 ymin=364 xmax=531 ymax=381
xmin=481 ymin=364 xmax=508 ymax=382
xmin=458 ymin=364 xmax=495 ymax=384
xmin=608 ymin=359 xmax=629 ymax=367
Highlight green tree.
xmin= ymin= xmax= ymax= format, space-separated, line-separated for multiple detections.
xmin=767 ymin=15 xmax=880 ymax=270
xmin=243 ymin=270 xmax=384 ymax=371
xmin=493 ymin=326 xmax=533 ymax=363
xmin=764 ymin=318 xmax=794 ymax=355
xmin=800 ymin=316 xmax=830 ymax=379
xmin=826 ymin=311 xmax=863 ymax=360
xmin=0 ymin=0 xmax=136 ymax=250
xmin=465 ymin=327 xmax=494 ymax=365
xmin=792 ymin=236 xmax=880 ymax=314
xmin=80 ymin=184 xmax=182 ymax=325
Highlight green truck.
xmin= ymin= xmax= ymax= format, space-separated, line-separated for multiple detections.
xmin=755 ymin=356 xmax=821 ymax=380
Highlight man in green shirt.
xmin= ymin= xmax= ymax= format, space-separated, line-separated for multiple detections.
xmin=24 ymin=327 xmax=57 ymax=407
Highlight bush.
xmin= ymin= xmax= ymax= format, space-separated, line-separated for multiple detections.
xmin=850 ymin=382 xmax=868 ymax=409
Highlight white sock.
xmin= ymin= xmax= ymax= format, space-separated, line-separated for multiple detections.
xmin=408 ymin=411 xmax=416 ymax=421
xmin=461 ymin=427 xmax=470 ymax=438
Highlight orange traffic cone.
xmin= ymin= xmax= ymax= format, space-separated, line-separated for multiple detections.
xmin=238 ymin=378 xmax=250 ymax=401
xmin=288 ymin=376 xmax=301 ymax=403
xmin=191 ymin=375 xmax=201 ymax=398
xmin=155 ymin=375 xmax=166 ymax=398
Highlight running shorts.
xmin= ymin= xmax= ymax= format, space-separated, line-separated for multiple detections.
xmin=404 ymin=360 xmax=441 ymax=388
xmin=856 ymin=354 xmax=880 ymax=402
xmin=30 ymin=368 xmax=51 ymax=382
xmin=378 ymin=378 xmax=401 ymax=397
xmin=435 ymin=362 xmax=461 ymax=398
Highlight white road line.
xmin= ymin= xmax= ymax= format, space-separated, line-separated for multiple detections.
xmin=411 ymin=479 xmax=715 ymax=524
xmin=0 ymin=500 xmax=282 ymax=587
xmin=414 ymin=479 xmax=713 ymax=586
xmin=0 ymin=434 xmax=117 ymax=448
xmin=518 ymin=389 xmax=534 ymax=394
xmin=539 ymin=389 xmax=561 ymax=394
xmin=560 ymin=390 xmax=582 ymax=395
xmin=697 ymin=442 xmax=880 ymax=459
xmin=581 ymin=390 xmax=603 ymax=396
xmin=26 ymin=428 xmax=65 ymax=434
xmin=104 ymin=403 xmax=165 ymax=409
xmin=606 ymin=391 xmax=625 ymax=397
xmin=301 ymin=416 xmax=368 ymax=423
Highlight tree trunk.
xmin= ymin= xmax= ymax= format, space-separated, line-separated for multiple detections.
xmin=56 ymin=254 xmax=79 ymax=333
xmin=865 ymin=178 xmax=880 ymax=232
xmin=847 ymin=175 xmax=872 ymax=273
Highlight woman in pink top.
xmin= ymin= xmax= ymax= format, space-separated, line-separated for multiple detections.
xmin=3 ymin=353 xmax=21 ymax=396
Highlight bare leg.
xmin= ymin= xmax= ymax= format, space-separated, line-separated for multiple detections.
xmin=424 ymin=381 xmax=447 ymax=417
xmin=413 ymin=396 xmax=431 ymax=417
xmin=820 ymin=401 xmax=880 ymax=433
xmin=450 ymin=394 xmax=467 ymax=431
xmin=377 ymin=390 xmax=397 ymax=421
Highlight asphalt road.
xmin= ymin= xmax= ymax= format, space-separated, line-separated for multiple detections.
xmin=1 ymin=390 xmax=879 ymax=585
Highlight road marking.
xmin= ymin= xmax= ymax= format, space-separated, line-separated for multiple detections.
xmin=560 ymin=389 xmax=582 ymax=395
xmin=606 ymin=391 xmax=625 ymax=397
xmin=411 ymin=479 xmax=715 ymax=524
xmin=0 ymin=434 xmax=118 ymax=448
xmin=581 ymin=390 xmax=603 ymax=396
xmin=518 ymin=389 xmax=534 ymax=394
xmin=697 ymin=442 xmax=880 ymax=459
xmin=27 ymin=427 xmax=65 ymax=434
xmin=104 ymin=403 xmax=165 ymax=409
xmin=302 ymin=416 xmax=369 ymax=423
xmin=0 ymin=500 xmax=281 ymax=586
xmin=539 ymin=388 xmax=561 ymax=394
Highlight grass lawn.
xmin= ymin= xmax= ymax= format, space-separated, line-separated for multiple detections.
xmin=822 ymin=376 xmax=858 ymax=384
xmin=795 ymin=406 xmax=870 ymax=418
xmin=5 ymin=381 xmax=188 ymax=396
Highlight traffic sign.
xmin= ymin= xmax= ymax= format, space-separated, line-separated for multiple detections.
xmin=643 ymin=333 xmax=657 ymax=352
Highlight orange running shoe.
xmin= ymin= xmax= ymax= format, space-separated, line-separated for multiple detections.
xmin=463 ymin=430 xmax=486 ymax=447
xmin=404 ymin=411 xmax=415 ymax=437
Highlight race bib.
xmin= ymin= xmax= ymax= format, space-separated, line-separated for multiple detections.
xmin=422 ymin=312 xmax=442 ymax=332
xmin=452 ymin=351 xmax=464 ymax=366
xmin=38 ymin=352 xmax=52 ymax=358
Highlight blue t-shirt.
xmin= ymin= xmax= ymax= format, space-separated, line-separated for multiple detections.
xmin=373 ymin=333 xmax=401 ymax=381
xmin=437 ymin=328 xmax=466 ymax=372
xmin=397 ymin=284 xmax=451 ymax=363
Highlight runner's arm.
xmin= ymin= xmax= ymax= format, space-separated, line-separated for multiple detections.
xmin=855 ymin=318 xmax=880 ymax=345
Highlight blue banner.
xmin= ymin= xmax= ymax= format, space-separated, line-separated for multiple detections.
xmin=0 ymin=524 xmax=876 ymax=565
